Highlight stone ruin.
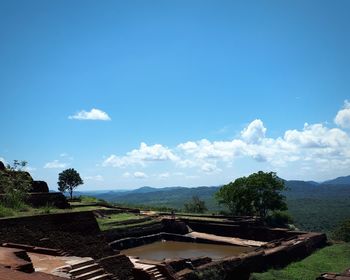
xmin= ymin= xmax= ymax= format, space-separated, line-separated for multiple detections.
xmin=0 ymin=211 xmax=330 ymax=280
xmin=0 ymin=161 xmax=69 ymax=208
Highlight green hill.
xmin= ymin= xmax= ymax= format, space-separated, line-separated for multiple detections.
xmin=87 ymin=176 xmax=350 ymax=234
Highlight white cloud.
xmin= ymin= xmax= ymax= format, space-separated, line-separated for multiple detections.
xmin=24 ymin=166 xmax=37 ymax=172
xmin=123 ymin=172 xmax=131 ymax=178
xmin=176 ymin=118 xmax=350 ymax=170
xmin=201 ymin=163 xmax=221 ymax=173
xmin=44 ymin=160 xmax=68 ymax=169
xmin=241 ymin=119 xmax=267 ymax=143
xmin=134 ymin=171 xmax=147 ymax=179
xmin=284 ymin=123 xmax=349 ymax=148
xmin=334 ymin=100 xmax=350 ymax=129
xmin=69 ymin=108 xmax=111 ymax=121
xmin=178 ymin=139 xmax=245 ymax=161
xmin=129 ymin=143 xmax=179 ymax=161
xmin=84 ymin=175 xmax=104 ymax=181
xmin=103 ymin=143 xmax=179 ymax=167
xmin=159 ymin=172 xmax=170 ymax=179
xmin=101 ymin=102 xmax=350 ymax=178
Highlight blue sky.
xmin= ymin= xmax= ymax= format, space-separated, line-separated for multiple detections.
xmin=1 ymin=0 xmax=349 ymax=190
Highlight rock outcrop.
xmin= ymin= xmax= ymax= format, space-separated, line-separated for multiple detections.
xmin=29 ymin=180 xmax=49 ymax=193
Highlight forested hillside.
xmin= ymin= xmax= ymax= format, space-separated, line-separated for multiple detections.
xmin=88 ymin=177 xmax=350 ymax=234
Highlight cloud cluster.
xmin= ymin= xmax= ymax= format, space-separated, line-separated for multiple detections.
xmin=44 ymin=160 xmax=68 ymax=169
xmin=334 ymin=100 xmax=350 ymax=129
xmin=84 ymin=175 xmax=104 ymax=181
xmin=103 ymin=143 xmax=178 ymax=168
xmin=103 ymin=101 xmax=350 ymax=177
xmin=123 ymin=171 xmax=148 ymax=179
xmin=241 ymin=119 xmax=266 ymax=143
xmin=69 ymin=108 xmax=111 ymax=121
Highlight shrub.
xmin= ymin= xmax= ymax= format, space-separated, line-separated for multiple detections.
xmin=39 ymin=203 xmax=55 ymax=214
xmin=184 ymin=196 xmax=208 ymax=213
xmin=332 ymin=219 xmax=350 ymax=242
xmin=0 ymin=204 xmax=15 ymax=217
xmin=196 ymin=267 xmax=225 ymax=280
xmin=0 ymin=160 xmax=32 ymax=210
xmin=266 ymin=211 xmax=294 ymax=228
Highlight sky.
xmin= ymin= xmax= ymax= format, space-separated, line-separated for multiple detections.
xmin=0 ymin=0 xmax=349 ymax=191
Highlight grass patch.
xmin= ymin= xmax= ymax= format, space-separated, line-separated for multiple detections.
xmin=250 ymin=243 xmax=350 ymax=280
xmin=106 ymin=219 xmax=158 ymax=230
xmin=97 ymin=213 xmax=142 ymax=230
xmin=0 ymin=203 xmax=115 ymax=219
xmin=97 ymin=213 xmax=157 ymax=231
xmin=0 ymin=205 xmax=15 ymax=217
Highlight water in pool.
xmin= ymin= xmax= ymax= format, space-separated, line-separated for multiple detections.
xmin=121 ymin=240 xmax=255 ymax=260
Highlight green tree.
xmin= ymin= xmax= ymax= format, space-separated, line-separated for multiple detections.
xmin=184 ymin=196 xmax=208 ymax=213
xmin=215 ymin=171 xmax=287 ymax=219
xmin=332 ymin=219 xmax=350 ymax=242
xmin=0 ymin=160 xmax=32 ymax=209
xmin=58 ymin=168 xmax=83 ymax=200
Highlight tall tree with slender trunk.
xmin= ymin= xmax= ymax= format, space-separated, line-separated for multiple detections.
xmin=58 ymin=168 xmax=83 ymax=200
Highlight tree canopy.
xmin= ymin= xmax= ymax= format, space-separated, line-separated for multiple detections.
xmin=215 ymin=171 xmax=287 ymax=218
xmin=184 ymin=195 xmax=208 ymax=213
xmin=58 ymin=168 xmax=83 ymax=199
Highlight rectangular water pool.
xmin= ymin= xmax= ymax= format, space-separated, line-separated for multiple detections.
xmin=121 ymin=240 xmax=255 ymax=260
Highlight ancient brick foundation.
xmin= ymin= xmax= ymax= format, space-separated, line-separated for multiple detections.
xmin=0 ymin=212 xmax=113 ymax=259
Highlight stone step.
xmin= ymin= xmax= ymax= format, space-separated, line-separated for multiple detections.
xmin=88 ymin=274 xmax=112 ymax=280
xmin=70 ymin=259 xmax=95 ymax=269
xmin=146 ymin=268 xmax=167 ymax=280
xmin=74 ymin=268 xmax=105 ymax=280
xmin=70 ymin=263 xmax=100 ymax=276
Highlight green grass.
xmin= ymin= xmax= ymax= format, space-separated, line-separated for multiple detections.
xmin=0 ymin=205 xmax=15 ymax=217
xmin=103 ymin=219 xmax=159 ymax=230
xmin=250 ymin=243 xmax=350 ymax=280
xmin=97 ymin=213 xmax=143 ymax=230
xmin=0 ymin=203 xmax=116 ymax=219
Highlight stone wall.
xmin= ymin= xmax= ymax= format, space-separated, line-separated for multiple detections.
xmin=185 ymin=220 xmax=301 ymax=241
xmin=0 ymin=211 xmax=113 ymax=259
xmin=0 ymin=211 xmax=100 ymax=235
xmin=26 ymin=192 xmax=70 ymax=208
xmin=110 ymin=233 xmax=196 ymax=250
xmin=103 ymin=221 xmax=164 ymax=242
xmin=178 ymin=232 xmax=327 ymax=280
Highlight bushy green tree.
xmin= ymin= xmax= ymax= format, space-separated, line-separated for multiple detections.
xmin=58 ymin=168 xmax=83 ymax=199
xmin=184 ymin=196 xmax=208 ymax=213
xmin=215 ymin=171 xmax=287 ymax=218
xmin=265 ymin=211 xmax=294 ymax=228
xmin=332 ymin=219 xmax=350 ymax=242
xmin=0 ymin=160 xmax=32 ymax=209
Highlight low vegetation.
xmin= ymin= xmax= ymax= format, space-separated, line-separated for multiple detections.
xmin=97 ymin=213 xmax=157 ymax=231
xmin=0 ymin=160 xmax=32 ymax=210
xmin=332 ymin=219 xmax=350 ymax=242
xmin=184 ymin=195 xmax=208 ymax=213
xmin=250 ymin=243 xmax=350 ymax=280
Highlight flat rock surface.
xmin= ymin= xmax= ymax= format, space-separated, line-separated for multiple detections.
xmin=28 ymin=252 xmax=91 ymax=277
xmin=0 ymin=266 xmax=66 ymax=280
xmin=0 ymin=247 xmax=31 ymax=270
xmin=186 ymin=231 xmax=267 ymax=247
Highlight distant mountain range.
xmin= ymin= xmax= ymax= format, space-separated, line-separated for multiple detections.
xmin=80 ymin=175 xmax=350 ymax=211
xmin=322 ymin=175 xmax=350 ymax=185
